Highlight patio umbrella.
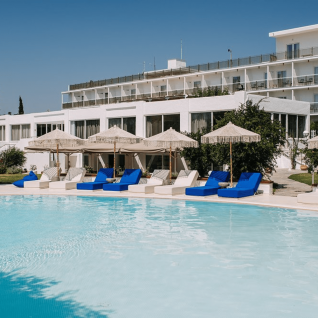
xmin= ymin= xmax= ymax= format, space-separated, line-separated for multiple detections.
xmin=27 ymin=129 xmax=85 ymax=179
xmin=88 ymin=125 xmax=142 ymax=178
xmin=201 ymin=122 xmax=261 ymax=187
xmin=142 ymin=127 xmax=198 ymax=181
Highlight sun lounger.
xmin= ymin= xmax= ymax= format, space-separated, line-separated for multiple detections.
xmin=128 ymin=169 xmax=169 ymax=194
xmin=77 ymin=168 xmax=114 ymax=190
xmin=103 ymin=169 xmax=142 ymax=191
xmin=217 ymin=172 xmax=262 ymax=198
xmin=13 ymin=171 xmax=38 ymax=188
xmin=185 ymin=171 xmax=230 ymax=196
xmin=49 ymin=167 xmax=86 ymax=190
xmin=154 ymin=170 xmax=199 ymax=195
xmin=24 ymin=167 xmax=60 ymax=189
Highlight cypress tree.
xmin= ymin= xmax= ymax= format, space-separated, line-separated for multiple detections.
xmin=19 ymin=96 xmax=24 ymax=114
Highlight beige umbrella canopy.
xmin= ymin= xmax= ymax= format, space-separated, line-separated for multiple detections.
xmin=308 ymin=136 xmax=318 ymax=149
xmin=202 ymin=122 xmax=261 ymax=187
xmin=27 ymin=129 xmax=85 ymax=178
xmin=143 ymin=127 xmax=199 ymax=181
xmin=88 ymin=125 xmax=142 ymax=177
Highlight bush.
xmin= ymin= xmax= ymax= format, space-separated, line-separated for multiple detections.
xmin=84 ymin=165 xmax=93 ymax=173
xmin=7 ymin=166 xmax=23 ymax=174
xmin=0 ymin=165 xmax=6 ymax=174
xmin=0 ymin=147 xmax=26 ymax=168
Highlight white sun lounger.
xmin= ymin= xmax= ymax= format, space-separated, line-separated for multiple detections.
xmin=49 ymin=168 xmax=86 ymax=190
xmin=154 ymin=170 xmax=199 ymax=195
xmin=128 ymin=169 xmax=169 ymax=194
xmin=24 ymin=167 xmax=60 ymax=189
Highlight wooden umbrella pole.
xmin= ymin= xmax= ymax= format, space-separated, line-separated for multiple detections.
xmin=230 ymin=140 xmax=233 ymax=188
xmin=57 ymin=144 xmax=60 ymax=179
xmin=113 ymin=141 xmax=116 ymax=178
xmin=170 ymin=145 xmax=172 ymax=183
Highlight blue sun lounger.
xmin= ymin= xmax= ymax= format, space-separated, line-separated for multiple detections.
xmin=185 ymin=171 xmax=230 ymax=196
xmin=217 ymin=172 xmax=262 ymax=198
xmin=103 ymin=169 xmax=142 ymax=191
xmin=77 ymin=168 xmax=114 ymax=190
xmin=13 ymin=171 xmax=38 ymax=188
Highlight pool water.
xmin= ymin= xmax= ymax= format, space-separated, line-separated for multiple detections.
xmin=0 ymin=196 xmax=318 ymax=317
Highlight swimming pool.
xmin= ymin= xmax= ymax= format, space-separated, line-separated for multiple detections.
xmin=0 ymin=195 xmax=318 ymax=317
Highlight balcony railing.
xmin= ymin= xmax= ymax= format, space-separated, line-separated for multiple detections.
xmin=310 ymin=102 xmax=318 ymax=114
xmin=246 ymin=80 xmax=267 ymax=91
xmin=68 ymin=46 xmax=318 ymax=91
xmin=268 ymin=77 xmax=293 ymax=89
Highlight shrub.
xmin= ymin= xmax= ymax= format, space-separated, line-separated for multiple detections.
xmin=84 ymin=165 xmax=93 ymax=173
xmin=0 ymin=165 xmax=6 ymax=174
xmin=7 ymin=166 xmax=23 ymax=174
xmin=30 ymin=164 xmax=37 ymax=171
xmin=0 ymin=147 xmax=26 ymax=168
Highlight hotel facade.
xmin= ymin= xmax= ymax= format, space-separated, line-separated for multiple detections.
xmin=1 ymin=24 xmax=318 ymax=173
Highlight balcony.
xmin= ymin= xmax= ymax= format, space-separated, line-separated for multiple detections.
xmin=310 ymin=102 xmax=318 ymax=114
xmin=68 ymin=46 xmax=318 ymax=91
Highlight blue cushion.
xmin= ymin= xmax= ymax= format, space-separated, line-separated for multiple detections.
xmin=77 ymin=182 xmax=107 ymax=190
xmin=13 ymin=171 xmax=38 ymax=188
xmin=186 ymin=186 xmax=218 ymax=196
xmin=120 ymin=169 xmax=142 ymax=184
xmin=94 ymin=168 xmax=114 ymax=182
xmin=218 ymin=188 xmax=255 ymax=198
xmin=103 ymin=183 xmax=131 ymax=191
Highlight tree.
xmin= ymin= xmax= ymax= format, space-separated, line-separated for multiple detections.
xmin=0 ymin=147 xmax=26 ymax=168
xmin=182 ymin=99 xmax=286 ymax=179
xmin=304 ymin=147 xmax=318 ymax=173
xmin=180 ymin=128 xmax=213 ymax=177
xmin=19 ymin=96 xmax=24 ymax=114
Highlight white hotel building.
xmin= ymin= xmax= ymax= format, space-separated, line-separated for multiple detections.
xmin=1 ymin=24 xmax=318 ymax=173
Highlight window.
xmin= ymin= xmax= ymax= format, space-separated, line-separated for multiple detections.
xmin=287 ymin=43 xmax=299 ymax=59
xmin=160 ymin=85 xmax=166 ymax=92
xmin=281 ymin=114 xmax=286 ymax=131
xmin=264 ymin=72 xmax=267 ymax=89
xmin=131 ymin=89 xmax=136 ymax=95
xmin=277 ymin=71 xmax=287 ymax=87
xmin=273 ymin=113 xmax=280 ymax=121
xmin=146 ymin=155 xmax=171 ymax=172
xmin=11 ymin=124 xmax=30 ymax=141
xmin=278 ymin=97 xmax=287 ymax=99
xmin=0 ymin=126 xmax=5 ymax=141
xmin=146 ymin=114 xmax=180 ymax=137
xmin=109 ymin=117 xmax=136 ymax=134
xmin=37 ymin=123 xmax=64 ymax=137
xmin=298 ymin=116 xmax=306 ymax=138
xmin=233 ymin=76 xmax=240 ymax=83
xmin=194 ymin=81 xmax=201 ymax=88
xmin=146 ymin=115 xmax=162 ymax=137
xmin=191 ymin=112 xmax=211 ymax=132
xmin=314 ymin=67 xmax=318 ymax=84
xmin=72 ymin=119 xmax=100 ymax=139
xmin=288 ymin=115 xmax=297 ymax=138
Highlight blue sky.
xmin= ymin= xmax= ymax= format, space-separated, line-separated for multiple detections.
xmin=0 ymin=0 xmax=318 ymax=114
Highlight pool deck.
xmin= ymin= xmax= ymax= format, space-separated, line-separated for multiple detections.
xmin=1 ymin=184 xmax=318 ymax=212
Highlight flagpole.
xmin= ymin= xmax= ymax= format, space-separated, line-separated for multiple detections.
xmin=230 ymin=140 xmax=233 ymax=187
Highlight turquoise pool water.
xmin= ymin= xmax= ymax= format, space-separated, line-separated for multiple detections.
xmin=0 ymin=196 xmax=318 ymax=317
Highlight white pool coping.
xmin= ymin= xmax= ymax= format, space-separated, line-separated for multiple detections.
xmin=1 ymin=184 xmax=318 ymax=212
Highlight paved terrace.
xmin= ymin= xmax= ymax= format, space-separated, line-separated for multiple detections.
xmin=1 ymin=184 xmax=317 ymax=213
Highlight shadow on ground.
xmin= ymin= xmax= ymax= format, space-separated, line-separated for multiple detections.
xmin=0 ymin=271 xmax=112 ymax=317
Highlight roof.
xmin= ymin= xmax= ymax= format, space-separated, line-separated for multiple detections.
xmin=269 ymin=24 xmax=318 ymax=38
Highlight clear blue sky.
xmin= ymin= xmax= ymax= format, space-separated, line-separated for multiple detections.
xmin=0 ymin=0 xmax=317 ymax=114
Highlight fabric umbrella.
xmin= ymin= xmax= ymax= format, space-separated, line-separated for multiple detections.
xmin=88 ymin=125 xmax=142 ymax=178
xmin=201 ymin=121 xmax=261 ymax=187
xmin=27 ymin=129 xmax=85 ymax=179
xmin=142 ymin=127 xmax=198 ymax=181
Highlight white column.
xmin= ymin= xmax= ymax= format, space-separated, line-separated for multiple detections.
xmin=244 ymin=68 xmax=247 ymax=90
xmin=151 ymin=81 xmax=153 ymax=98
xmin=221 ymin=72 xmax=224 ymax=91
xmin=183 ymin=77 xmax=186 ymax=94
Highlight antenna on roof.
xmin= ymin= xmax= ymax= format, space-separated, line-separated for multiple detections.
xmin=154 ymin=57 xmax=156 ymax=71
xmin=181 ymin=39 xmax=183 ymax=60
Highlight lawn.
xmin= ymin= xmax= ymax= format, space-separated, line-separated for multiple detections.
xmin=0 ymin=174 xmax=42 ymax=184
xmin=288 ymin=173 xmax=318 ymax=185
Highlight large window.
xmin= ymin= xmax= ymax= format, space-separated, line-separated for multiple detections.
xmin=146 ymin=114 xmax=180 ymax=137
xmin=37 ymin=123 xmax=64 ymax=137
xmin=146 ymin=155 xmax=170 ymax=172
xmin=72 ymin=119 xmax=100 ymax=139
xmin=0 ymin=126 xmax=5 ymax=141
xmin=11 ymin=124 xmax=30 ymax=141
xmin=298 ymin=116 xmax=306 ymax=138
xmin=288 ymin=115 xmax=297 ymax=138
xmin=109 ymin=117 xmax=136 ymax=135
xmin=287 ymin=43 xmax=299 ymax=59
xmin=191 ymin=112 xmax=211 ymax=132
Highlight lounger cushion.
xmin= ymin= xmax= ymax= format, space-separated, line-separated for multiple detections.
xmin=94 ymin=168 xmax=114 ymax=182
xmin=205 ymin=171 xmax=230 ymax=187
xmin=77 ymin=182 xmax=107 ymax=190
xmin=103 ymin=183 xmax=132 ymax=191
xmin=120 ymin=169 xmax=142 ymax=184
xmin=186 ymin=186 xmax=219 ymax=196
xmin=217 ymin=187 xmax=255 ymax=198
xmin=13 ymin=171 xmax=38 ymax=188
